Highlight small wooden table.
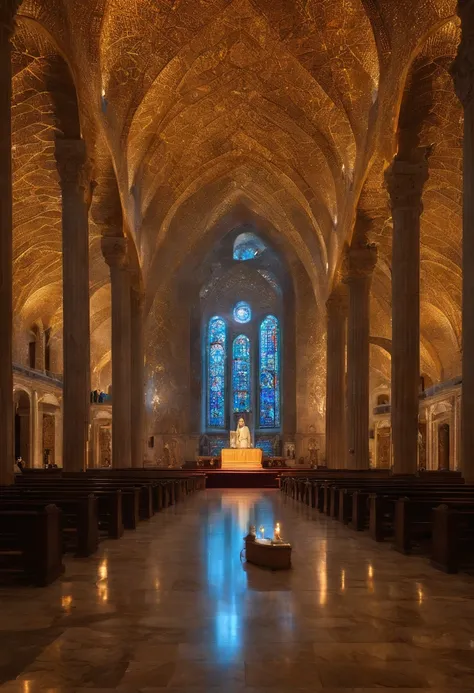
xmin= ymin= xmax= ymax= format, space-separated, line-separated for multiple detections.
xmin=245 ymin=536 xmax=292 ymax=570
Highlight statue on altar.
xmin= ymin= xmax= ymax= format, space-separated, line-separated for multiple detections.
xmin=236 ymin=417 xmax=252 ymax=449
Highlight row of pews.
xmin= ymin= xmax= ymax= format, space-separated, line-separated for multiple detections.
xmin=0 ymin=469 xmax=206 ymax=587
xmin=280 ymin=470 xmax=474 ymax=574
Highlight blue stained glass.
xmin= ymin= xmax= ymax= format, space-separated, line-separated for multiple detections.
xmin=208 ymin=317 xmax=226 ymax=427
xmin=259 ymin=315 xmax=280 ymax=428
xmin=233 ymin=232 xmax=266 ymax=261
xmin=255 ymin=438 xmax=273 ymax=456
xmin=232 ymin=335 xmax=251 ymax=412
xmin=210 ymin=437 xmax=228 ymax=457
xmin=233 ymin=301 xmax=251 ymax=324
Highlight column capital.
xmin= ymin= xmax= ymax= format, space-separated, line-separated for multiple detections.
xmin=0 ymin=1 xmax=21 ymax=40
xmin=326 ymin=284 xmax=348 ymax=316
xmin=55 ymin=139 xmax=92 ymax=193
xmin=384 ymin=150 xmax=430 ymax=213
xmin=451 ymin=0 xmax=474 ymax=107
xmin=342 ymin=244 xmax=378 ymax=283
xmin=101 ymin=236 xmax=129 ymax=269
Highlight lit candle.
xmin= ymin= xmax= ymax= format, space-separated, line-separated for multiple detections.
xmin=274 ymin=522 xmax=281 ymax=541
xmin=259 ymin=525 xmax=265 ymax=538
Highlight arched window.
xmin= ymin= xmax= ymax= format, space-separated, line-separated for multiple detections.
xmin=233 ymin=232 xmax=266 ymax=261
xmin=232 ymin=335 xmax=251 ymax=413
xmin=259 ymin=315 xmax=280 ymax=428
xmin=207 ymin=317 xmax=226 ymax=427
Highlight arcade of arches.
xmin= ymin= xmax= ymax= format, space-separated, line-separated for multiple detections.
xmin=2 ymin=0 xmax=474 ymax=483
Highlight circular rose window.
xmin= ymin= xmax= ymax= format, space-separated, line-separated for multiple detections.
xmin=233 ymin=301 xmax=251 ymax=324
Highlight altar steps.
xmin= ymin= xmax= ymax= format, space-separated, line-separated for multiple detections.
xmin=204 ymin=470 xmax=280 ymax=488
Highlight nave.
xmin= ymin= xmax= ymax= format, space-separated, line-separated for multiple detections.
xmin=0 ymin=489 xmax=473 ymax=692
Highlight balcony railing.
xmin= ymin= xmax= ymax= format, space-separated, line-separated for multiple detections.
xmin=13 ymin=363 xmax=63 ymax=387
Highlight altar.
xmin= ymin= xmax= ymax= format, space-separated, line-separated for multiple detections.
xmin=221 ymin=448 xmax=263 ymax=470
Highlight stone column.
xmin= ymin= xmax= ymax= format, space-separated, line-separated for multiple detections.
xmin=130 ymin=286 xmax=145 ymax=468
xmin=31 ymin=390 xmax=40 ymax=468
xmin=344 ymin=244 xmax=377 ymax=469
xmin=102 ymin=237 xmax=132 ymax=468
xmin=0 ymin=2 xmax=20 ymax=484
xmin=385 ymin=152 xmax=429 ymax=475
xmin=325 ymin=285 xmax=348 ymax=468
xmin=426 ymin=406 xmax=434 ymax=470
xmin=56 ymin=139 xmax=92 ymax=473
xmin=452 ymin=1 xmax=474 ymax=481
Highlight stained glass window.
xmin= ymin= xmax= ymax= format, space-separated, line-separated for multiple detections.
xmin=233 ymin=232 xmax=266 ymax=261
xmin=259 ymin=315 xmax=280 ymax=428
xmin=232 ymin=335 xmax=251 ymax=412
xmin=208 ymin=316 xmax=226 ymax=427
xmin=209 ymin=437 xmax=228 ymax=457
xmin=233 ymin=301 xmax=251 ymax=324
xmin=255 ymin=438 xmax=273 ymax=456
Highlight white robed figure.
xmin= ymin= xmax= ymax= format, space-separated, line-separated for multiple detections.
xmin=236 ymin=417 xmax=252 ymax=449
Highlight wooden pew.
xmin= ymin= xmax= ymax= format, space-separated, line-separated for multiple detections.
xmin=6 ymin=486 xmax=124 ymax=538
xmin=0 ymin=495 xmax=99 ymax=557
xmin=431 ymin=504 xmax=474 ymax=573
xmin=0 ymin=505 xmax=64 ymax=586
xmin=14 ymin=480 xmax=140 ymax=530
xmin=369 ymin=487 xmax=474 ymax=542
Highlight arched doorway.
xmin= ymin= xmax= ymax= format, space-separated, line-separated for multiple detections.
xmin=14 ymin=390 xmax=31 ymax=466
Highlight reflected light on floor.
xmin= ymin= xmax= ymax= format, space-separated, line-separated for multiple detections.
xmin=98 ymin=559 xmax=108 ymax=580
xmin=97 ymin=582 xmax=108 ymax=603
xmin=416 ymin=582 xmax=424 ymax=604
xmin=319 ymin=540 xmax=327 ymax=605
xmin=367 ymin=563 xmax=374 ymax=593
xmin=206 ymin=492 xmax=280 ymax=661
xmin=340 ymin=569 xmax=346 ymax=592
xmin=61 ymin=595 xmax=73 ymax=612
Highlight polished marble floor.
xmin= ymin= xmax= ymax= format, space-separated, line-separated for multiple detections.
xmin=0 ymin=489 xmax=474 ymax=692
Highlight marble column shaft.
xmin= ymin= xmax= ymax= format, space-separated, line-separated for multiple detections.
xmin=102 ymin=237 xmax=132 ymax=469
xmin=385 ymin=154 xmax=429 ymax=475
xmin=56 ymin=139 xmax=91 ymax=473
xmin=130 ymin=287 xmax=145 ymax=468
xmin=452 ymin=0 xmax=474 ymax=482
xmin=344 ymin=245 xmax=377 ymax=469
xmin=0 ymin=4 xmax=20 ymax=485
xmin=325 ymin=286 xmax=347 ymax=469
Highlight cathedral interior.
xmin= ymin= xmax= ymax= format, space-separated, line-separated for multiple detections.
xmin=2 ymin=0 xmax=474 ymax=689
xmin=4 ymin=0 xmax=468 ymax=476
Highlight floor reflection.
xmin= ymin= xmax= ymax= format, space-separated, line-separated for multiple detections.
xmin=203 ymin=491 xmax=279 ymax=661
xmin=2 ymin=489 xmax=474 ymax=690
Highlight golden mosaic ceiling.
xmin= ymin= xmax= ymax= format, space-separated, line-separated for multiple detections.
xmin=13 ymin=0 xmax=461 ymax=385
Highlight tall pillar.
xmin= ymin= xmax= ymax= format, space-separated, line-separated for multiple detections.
xmin=55 ymin=139 xmax=92 ymax=473
xmin=102 ymin=237 xmax=132 ymax=468
xmin=325 ymin=285 xmax=348 ymax=468
xmin=0 ymin=2 xmax=20 ymax=485
xmin=130 ymin=286 xmax=145 ymax=468
xmin=385 ymin=152 xmax=429 ymax=475
xmin=452 ymin=0 xmax=474 ymax=481
xmin=344 ymin=244 xmax=377 ymax=469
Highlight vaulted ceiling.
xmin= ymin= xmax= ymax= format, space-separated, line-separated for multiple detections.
xmin=12 ymin=0 xmax=461 ymax=387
